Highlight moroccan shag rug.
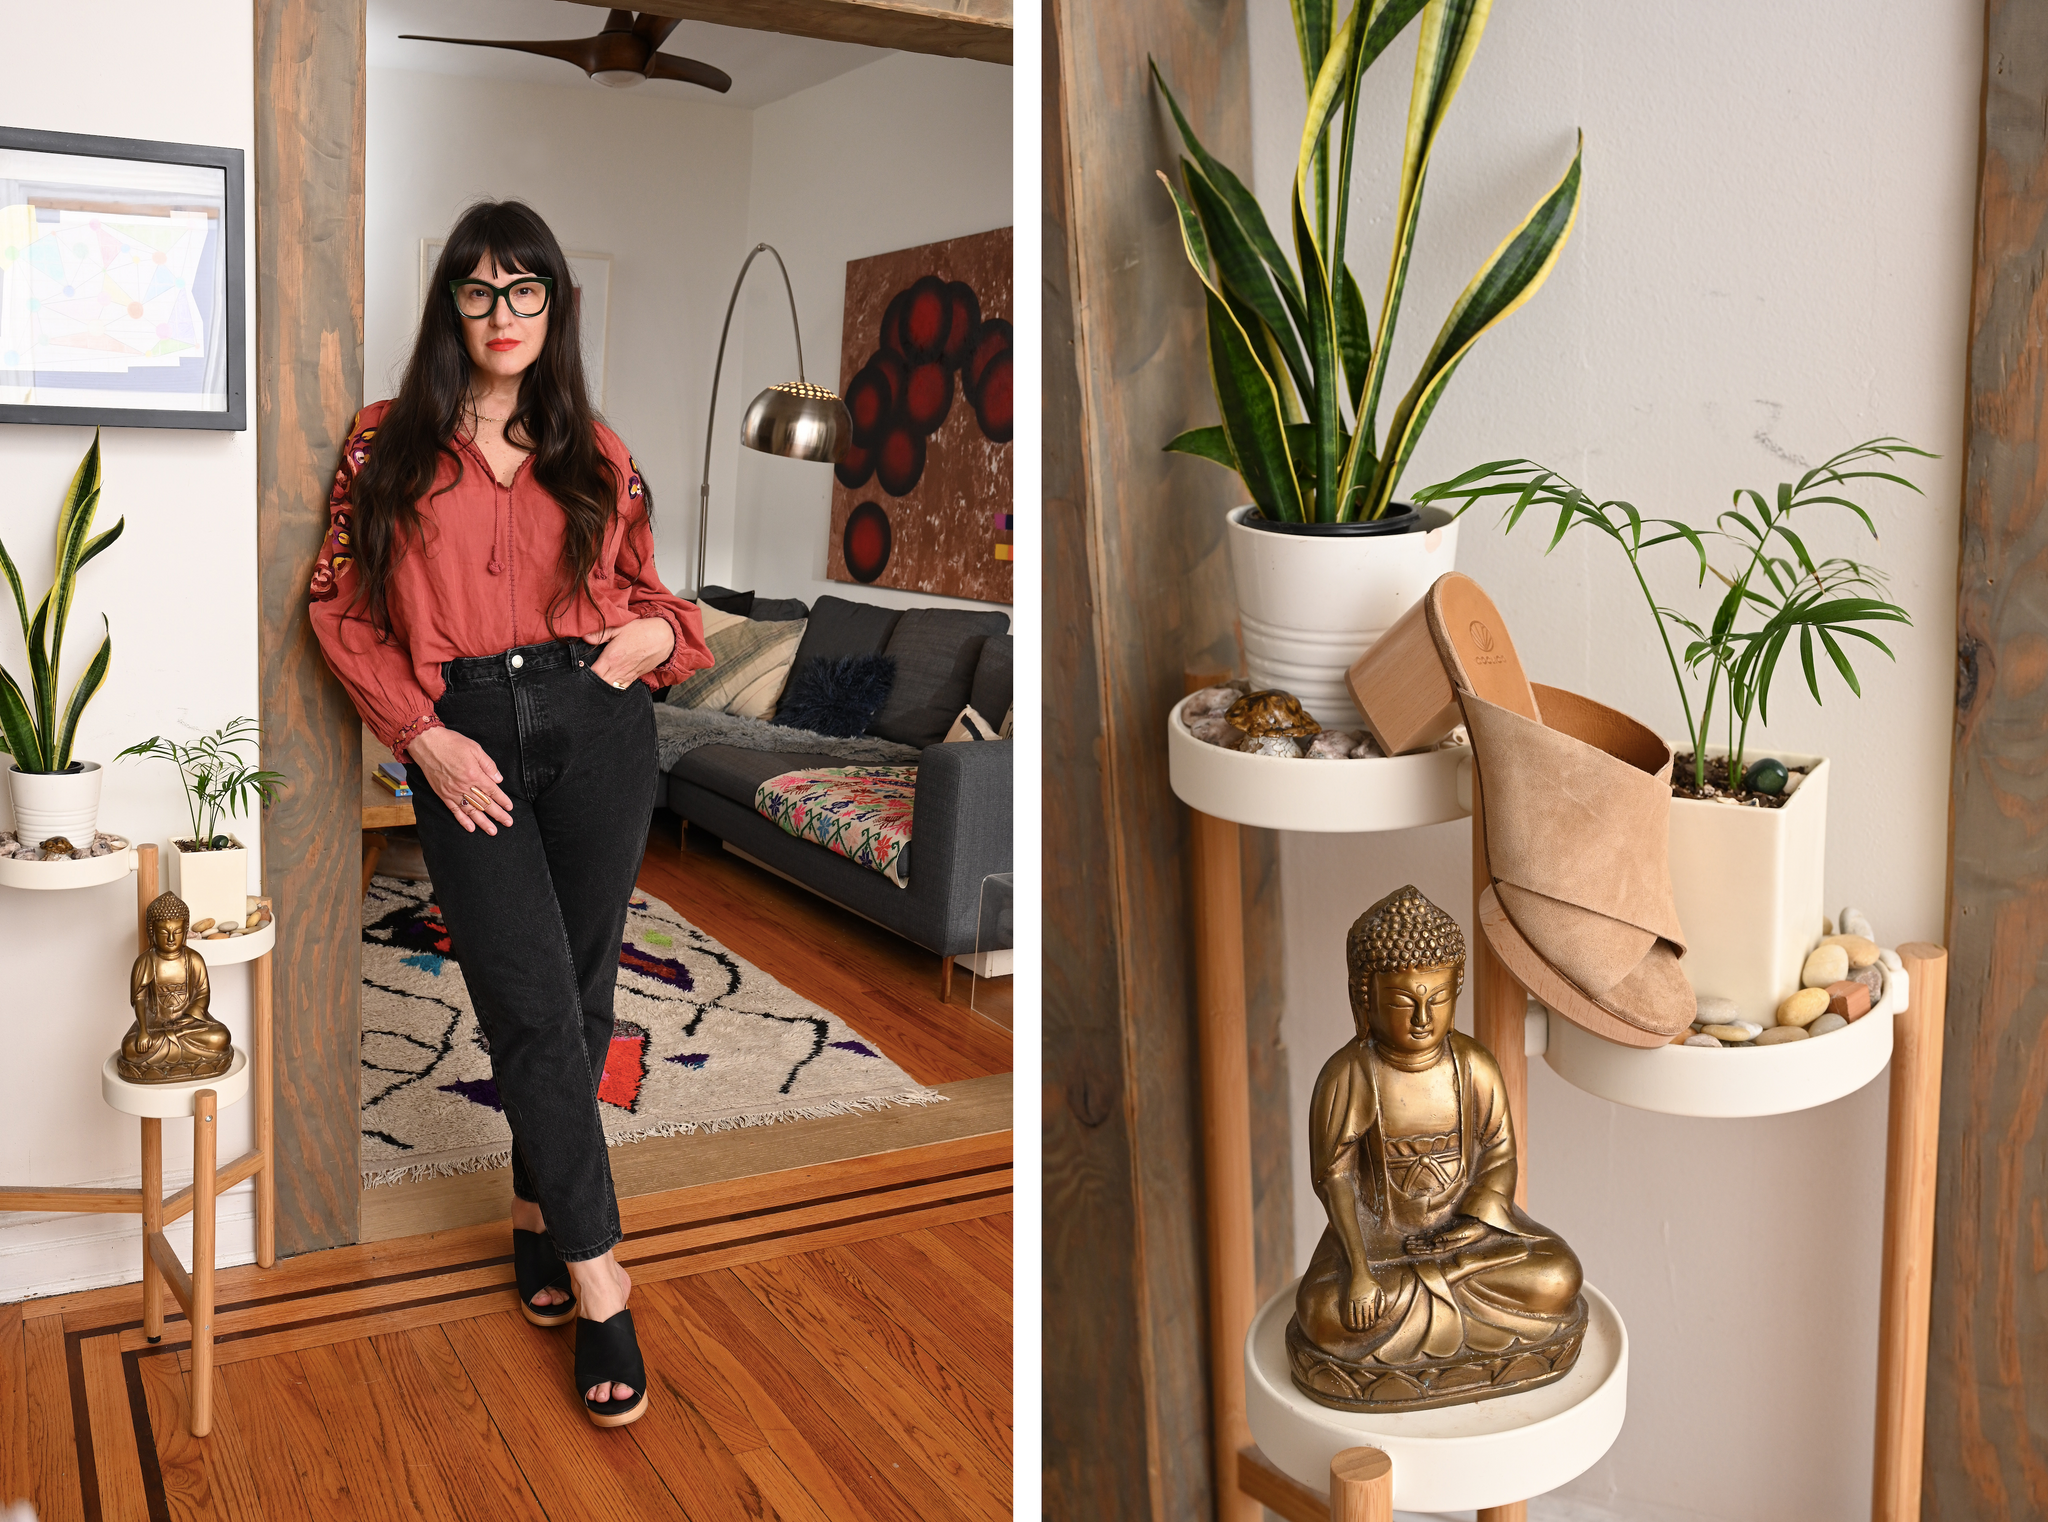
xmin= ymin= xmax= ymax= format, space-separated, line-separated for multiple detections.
xmin=359 ymin=876 xmax=942 ymax=1186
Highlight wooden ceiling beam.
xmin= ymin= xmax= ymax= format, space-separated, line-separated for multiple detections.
xmin=557 ymin=0 xmax=1011 ymax=66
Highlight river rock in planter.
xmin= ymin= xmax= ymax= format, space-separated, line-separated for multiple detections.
xmin=1693 ymin=994 xmax=1742 ymax=1028
xmin=1820 ymin=933 xmax=1880 ymax=970
xmin=1742 ymin=757 xmax=1789 ymax=795
xmin=1183 ymin=686 xmax=1242 ymax=722
xmin=1190 ymin=715 xmax=1239 ymax=749
xmin=1809 ymin=1012 xmax=1849 ymax=1037
xmin=1777 ymin=987 xmax=1830 ymax=1028
xmin=1306 ymin=731 xmax=1362 ymax=760
xmin=1683 ymin=1034 xmax=1723 ymax=1048
xmin=1837 ymin=906 xmax=1876 ymax=941
xmin=1802 ymin=943 xmax=1850 ymax=988
xmin=1756 ymin=1025 xmax=1809 ymax=1046
xmin=1701 ymin=1023 xmax=1757 ymax=1044
xmin=1849 ymin=963 xmax=1884 ymax=1005
xmin=1350 ymin=733 xmax=1385 ymax=759
xmin=1878 ymin=947 xmax=1903 ymax=973
xmin=1241 ymin=735 xmax=1307 ymax=758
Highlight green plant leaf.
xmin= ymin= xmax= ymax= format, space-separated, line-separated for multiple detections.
xmin=1292 ymin=189 xmax=1342 ymax=519
xmin=1203 ymin=288 xmax=1305 ymax=521
xmin=52 ymin=620 xmax=110 ymax=772
xmin=1165 ymin=426 xmax=1237 ymax=467
xmin=1364 ymin=134 xmax=1583 ymax=515
xmin=1183 ymin=161 xmax=1312 ymax=405
xmin=25 ymin=592 xmax=53 ymax=761
xmin=78 ymin=520 xmax=124 ymax=571
xmin=0 ymin=537 xmax=27 ymax=648
xmin=0 ymin=666 xmax=43 ymax=773
xmin=1336 ymin=264 xmax=1373 ymax=422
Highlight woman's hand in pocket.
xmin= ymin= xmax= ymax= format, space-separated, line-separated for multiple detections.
xmin=409 ymin=726 xmax=514 ymax=834
xmin=584 ymin=617 xmax=677 ymax=687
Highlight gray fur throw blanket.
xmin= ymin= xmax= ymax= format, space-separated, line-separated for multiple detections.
xmin=652 ymin=702 xmax=922 ymax=773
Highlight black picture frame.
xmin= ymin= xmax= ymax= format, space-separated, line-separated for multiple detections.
xmin=0 ymin=125 xmax=245 ymax=431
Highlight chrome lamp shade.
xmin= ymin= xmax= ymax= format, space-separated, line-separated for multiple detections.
xmin=741 ymin=380 xmax=851 ymax=463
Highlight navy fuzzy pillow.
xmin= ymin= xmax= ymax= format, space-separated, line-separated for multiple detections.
xmin=773 ymin=654 xmax=897 ymax=737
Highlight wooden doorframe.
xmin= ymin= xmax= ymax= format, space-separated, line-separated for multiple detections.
xmin=1927 ymin=1 xmax=2048 ymax=1513
xmin=251 ymin=0 xmax=1019 ymax=1259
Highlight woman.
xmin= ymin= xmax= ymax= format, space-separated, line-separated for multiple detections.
xmin=310 ymin=199 xmax=711 ymax=1428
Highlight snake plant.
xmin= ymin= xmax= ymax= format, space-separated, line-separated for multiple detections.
xmin=0 ymin=430 xmax=122 ymax=773
xmin=1155 ymin=0 xmax=1583 ymax=523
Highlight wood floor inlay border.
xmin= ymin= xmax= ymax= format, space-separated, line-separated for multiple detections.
xmin=39 ymin=1138 xmax=1011 ymax=1522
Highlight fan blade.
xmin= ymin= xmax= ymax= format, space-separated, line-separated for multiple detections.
xmin=632 ymin=12 xmax=682 ymax=48
xmin=398 ymin=33 xmax=611 ymax=74
xmin=644 ymin=51 xmax=732 ymax=92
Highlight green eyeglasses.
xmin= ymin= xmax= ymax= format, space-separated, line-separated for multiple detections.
xmin=449 ymin=275 xmax=553 ymax=320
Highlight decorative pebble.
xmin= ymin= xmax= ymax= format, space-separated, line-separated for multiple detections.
xmin=191 ymin=918 xmax=216 ymax=933
xmin=1802 ymin=943 xmax=1850 ymax=988
xmin=245 ymin=911 xmax=262 ymax=928
xmin=1782 ymin=769 xmax=1805 ymax=796
xmin=1822 ymin=917 xmax=1835 ymax=938
xmin=1838 ymin=907 xmax=1876 ymax=941
xmin=1825 ymin=980 xmax=1872 ymax=1020
xmin=1350 ymin=733 xmax=1385 ymax=759
xmin=1756 ymin=1025 xmax=1810 ymax=1046
xmin=1305 ymin=732 xmax=1357 ymax=759
xmin=1701 ymin=1023 xmax=1757 ymax=1044
xmin=204 ymin=930 xmax=231 ymax=939
xmin=1683 ymin=1034 xmax=1723 ymax=1048
xmin=1851 ymin=963 xmax=1884 ymax=1005
xmin=1777 ymin=987 xmax=1831 ymax=1028
xmin=1182 ymin=687 xmax=1239 ymax=721
xmin=1693 ymin=994 xmax=1742 ymax=1027
xmin=1241 ymin=735 xmax=1306 ymax=758
xmin=1742 ymin=756 xmax=1789 ymax=795
xmin=1810 ymin=1013 xmax=1849 ymax=1037
xmin=1191 ymin=716 xmax=1238 ymax=748
xmin=1820 ymin=934 xmax=1881 ymax=970
xmin=1878 ymin=947 xmax=1903 ymax=973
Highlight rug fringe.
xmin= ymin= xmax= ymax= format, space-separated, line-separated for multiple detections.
xmin=360 ymin=1089 xmax=947 ymax=1189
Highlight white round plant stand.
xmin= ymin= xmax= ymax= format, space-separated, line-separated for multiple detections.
xmin=1166 ymin=704 xmax=1471 ymax=834
xmin=0 ymin=841 xmax=136 ymax=891
xmin=100 ymin=1048 xmax=250 ymax=1117
xmin=1543 ymin=962 xmax=1907 ymax=1118
xmin=1245 ymin=1282 xmax=1628 ymax=1515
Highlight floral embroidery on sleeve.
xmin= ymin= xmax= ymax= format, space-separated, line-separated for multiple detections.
xmin=625 ymin=455 xmax=645 ymax=505
xmin=310 ymin=421 xmax=377 ymax=604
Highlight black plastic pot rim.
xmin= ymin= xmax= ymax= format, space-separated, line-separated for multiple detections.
xmin=1232 ymin=502 xmax=1451 ymax=537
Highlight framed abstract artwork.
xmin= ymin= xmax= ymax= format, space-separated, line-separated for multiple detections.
xmin=828 ymin=226 xmax=1012 ymax=606
xmin=0 ymin=126 xmax=245 ymax=430
xmin=421 ymin=239 xmax=610 ymax=409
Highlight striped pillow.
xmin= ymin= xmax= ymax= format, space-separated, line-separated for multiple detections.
xmin=665 ymin=606 xmax=807 ymax=718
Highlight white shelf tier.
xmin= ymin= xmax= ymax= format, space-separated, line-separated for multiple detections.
xmin=0 ymin=845 xmax=135 ymax=892
xmin=1166 ymin=705 xmax=1472 ymax=833
xmin=190 ymin=917 xmax=276 ymax=967
xmin=1245 ymin=1279 xmax=1628 ymax=1514
xmin=1543 ymin=964 xmax=1906 ymax=1118
xmin=100 ymin=1048 xmax=249 ymax=1119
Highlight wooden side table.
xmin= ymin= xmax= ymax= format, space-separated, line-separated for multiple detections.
xmin=361 ymin=724 xmax=415 ymax=895
xmin=0 ymin=841 xmax=275 ymax=1438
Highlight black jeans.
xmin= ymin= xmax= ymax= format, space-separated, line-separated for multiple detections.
xmin=407 ymin=638 xmax=657 ymax=1262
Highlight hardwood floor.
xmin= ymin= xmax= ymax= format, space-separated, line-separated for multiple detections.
xmin=1 ymin=1137 xmax=1012 ymax=1521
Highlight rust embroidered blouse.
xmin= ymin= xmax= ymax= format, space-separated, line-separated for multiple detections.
xmin=308 ymin=400 xmax=712 ymax=760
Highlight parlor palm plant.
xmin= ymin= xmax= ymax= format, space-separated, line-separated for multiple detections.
xmin=1154 ymin=0 xmax=1583 ymax=523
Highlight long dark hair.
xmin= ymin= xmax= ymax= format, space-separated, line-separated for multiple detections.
xmin=347 ymin=199 xmax=626 ymax=636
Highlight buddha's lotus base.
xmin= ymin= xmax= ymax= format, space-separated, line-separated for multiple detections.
xmin=1285 ymin=1293 xmax=1588 ymax=1413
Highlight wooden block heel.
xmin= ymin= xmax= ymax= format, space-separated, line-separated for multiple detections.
xmin=1346 ymin=597 xmax=1460 ymax=755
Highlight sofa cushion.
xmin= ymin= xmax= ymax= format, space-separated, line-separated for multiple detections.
xmin=969 ymin=634 xmax=1012 ymax=729
xmin=671 ymin=743 xmax=850 ymax=806
xmin=698 ymin=587 xmax=754 ymax=617
xmin=787 ymin=595 xmax=902 ymax=676
xmin=663 ymin=606 xmax=807 ymax=718
xmin=868 ymin=608 xmax=1012 ymax=749
xmin=700 ymin=584 xmax=809 ymax=623
xmin=773 ymin=653 xmax=896 ymax=737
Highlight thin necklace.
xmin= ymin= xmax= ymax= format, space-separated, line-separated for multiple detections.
xmin=466 ymin=397 xmax=510 ymax=424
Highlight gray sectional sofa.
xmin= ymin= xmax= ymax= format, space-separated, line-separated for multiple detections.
xmin=659 ymin=588 xmax=1012 ymax=994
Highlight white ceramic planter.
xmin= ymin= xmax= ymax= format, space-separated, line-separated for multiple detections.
xmin=1226 ymin=504 xmax=1459 ymax=731
xmin=168 ymin=838 xmax=250 ymax=932
xmin=7 ymin=761 xmax=104 ymax=848
xmin=1667 ymin=750 xmax=1829 ymax=1028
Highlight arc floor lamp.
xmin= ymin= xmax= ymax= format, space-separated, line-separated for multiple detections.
xmin=695 ymin=242 xmax=852 ymax=594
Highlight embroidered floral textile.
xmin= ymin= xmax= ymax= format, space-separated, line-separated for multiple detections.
xmin=752 ymin=766 xmax=917 ymax=889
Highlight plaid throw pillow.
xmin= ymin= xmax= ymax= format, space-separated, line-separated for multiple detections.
xmin=665 ymin=606 xmax=807 ymax=719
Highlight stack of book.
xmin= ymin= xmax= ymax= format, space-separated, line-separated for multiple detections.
xmin=372 ymin=761 xmax=411 ymax=799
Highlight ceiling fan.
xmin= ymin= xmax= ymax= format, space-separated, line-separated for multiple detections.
xmin=399 ymin=8 xmax=732 ymax=93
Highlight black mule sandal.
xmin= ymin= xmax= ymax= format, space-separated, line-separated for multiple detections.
xmin=575 ymin=1308 xmax=650 ymax=1428
xmin=512 ymin=1228 xmax=577 ymax=1328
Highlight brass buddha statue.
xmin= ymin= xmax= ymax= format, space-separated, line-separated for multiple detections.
xmin=119 ymin=892 xmax=234 ymax=1084
xmin=1288 ymin=885 xmax=1587 ymax=1411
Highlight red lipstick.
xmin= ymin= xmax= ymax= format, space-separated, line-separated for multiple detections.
xmin=486 ymin=338 xmax=521 ymax=352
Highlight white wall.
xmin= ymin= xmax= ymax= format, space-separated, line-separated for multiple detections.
xmin=729 ymin=51 xmax=1014 ymax=612
xmin=1244 ymin=4 xmax=1979 ymax=1519
xmin=366 ymin=66 xmax=756 ymax=602
xmin=0 ymin=1 xmax=261 ymax=1299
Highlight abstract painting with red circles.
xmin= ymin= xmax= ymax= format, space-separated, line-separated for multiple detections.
xmin=826 ymin=226 xmax=1012 ymax=606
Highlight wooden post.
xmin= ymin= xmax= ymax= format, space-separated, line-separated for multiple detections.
xmin=1192 ymin=799 xmax=1259 ymax=1522
xmin=1872 ymin=943 xmax=1948 ymax=1521
xmin=139 ymin=1118 xmax=163 ymax=1343
xmin=135 ymin=842 xmax=158 ymax=946
xmin=1330 ymin=1447 xmax=1393 ymax=1522
xmin=254 ymin=950 xmax=275 ymax=1269
xmin=1471 ymin=772 xmax=1529 ymax=1522
xmin=190 ymin=1088 xmax=217 ymax=1436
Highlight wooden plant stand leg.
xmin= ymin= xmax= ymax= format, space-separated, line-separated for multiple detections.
xmin=140 ymin=1117 xmax=164 ymax=1342
xmin=1331 ymin=1447 xmax=1393 ymax=1522
xmin=1193 ymin=802 xmax=1260 ymax=1522
xmin=1872 ymin=943 xmax=1949 ymax=1522
xmin=191 ymin=1088 xmax=218 ymax=1436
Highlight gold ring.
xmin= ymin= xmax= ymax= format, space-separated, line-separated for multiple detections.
xmin=610 ymin=678 xmax=629 ymax=690
xmin=465 ymin=787 xmax=491 ymax=807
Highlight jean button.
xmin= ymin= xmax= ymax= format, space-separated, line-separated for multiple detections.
xmin=510 ymin=653 xmax=524 ymax=669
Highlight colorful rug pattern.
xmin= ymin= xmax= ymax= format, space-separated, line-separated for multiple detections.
xmin=754 ymin=765 xmax=918 ymax=888
xmin=360 ymin=877 xmax=941 ymax=1186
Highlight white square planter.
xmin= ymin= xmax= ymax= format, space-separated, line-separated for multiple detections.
xmin=1666 ymin=751 xmax=1829 ymax=1026
xmin=167 ymin=838 xmax=249 ymax=932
